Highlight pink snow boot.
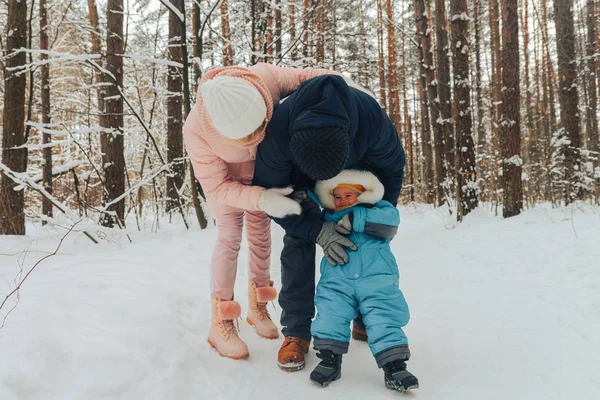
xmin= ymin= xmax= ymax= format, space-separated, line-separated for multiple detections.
xmin=208 ymin=295 xmax=249 ymax=360
xmin=247 ymin=281 xmax=279 ymax=339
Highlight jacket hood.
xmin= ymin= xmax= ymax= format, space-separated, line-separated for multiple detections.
xmin=314 ymin=169 xmax=385 ymax=210
xmin=196 ymin=66 xmax=273 ymax=148
xmin=287 ymin=75 xmax=359 ymax=140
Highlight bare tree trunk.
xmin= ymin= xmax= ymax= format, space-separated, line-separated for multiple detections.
xmin=377 ymin=0 xmax=388 ymax=112
xmin=435 ymin=0 xmax=454 ymax=187
xmin=192 ymin=0 xmax=201 ymax=83
xmin=541 ymin=0 xmax=558 ymax=138
xmin=275 ymin=0 xmax=282 ymax=60
xmin=386 ymin=0 xmax=402 ymax=140
xmin=265 ymin=1 xmax=274 ymax=62
xmin=417 ymin=52 xmax=435 ymax=204
xmin=416 ymin=0 xmax=445 ymax=206
xmin=359 ymin=0 xmax=370 ymax=88
xmin=554 ymin=0 xmax=583 ymax=203
xmin=522 ymin=0 xmax=535 ymax=204
xmin=190 ymin=0 xmax=209 ymax=229
xmin=451 ymin=0 xmax=478 ymax=220
xmin=101 ymin=0 xmax=126 ymax=227
xmin=500 ymin=0 xmax=523 ymax=217
xmin=166 ymin=0 xmax=184 ymax=214
xmin=473 ymin=0 xmax=485 ymax=179
xmin=87 ymin=0 xmax=106 ymax=128
xmin=587 ymin=0 xmax=599 ymax=152
xmin=401 ymin=0 xmax=414 ymax=201
xmin=332 ymin=0 xmax=337 ymax=68
xmin=316 ymin=0 xmax=325 ymax=63
xmin=1 ymin=0 xmax=28 ymax=234
xmin=40 ymin=0 xmax=53 ymax=223
xmin=220 ymin=0 xmax=234 ymax=66
xmin=290 ymin=1 xmax=297 ymax=60
xmin=303 ymin=0 xmax=310 ymax=58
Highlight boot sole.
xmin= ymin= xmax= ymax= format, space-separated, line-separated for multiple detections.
xmin=277 ymin=360 xmax=305 ymax=372
xmin=246 ymin=317 xmax=280 ymax=339
xmin=207 ymin=339 xmax=249 ymax=360
xmin=385 ymin=381 xmax=419 ymax=392
xmin=310 ymin=371 xmax=341 ymax=387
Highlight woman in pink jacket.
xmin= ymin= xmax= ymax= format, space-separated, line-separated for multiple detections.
xmin=184 ymin=63 xmax=336 ymax=360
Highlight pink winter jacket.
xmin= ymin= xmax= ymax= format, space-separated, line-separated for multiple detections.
xmin=184 ymin=63 xmax=339 ymax=214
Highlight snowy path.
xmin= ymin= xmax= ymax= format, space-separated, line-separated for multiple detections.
xmin=1 ymin=205 xmax=599 ymax=400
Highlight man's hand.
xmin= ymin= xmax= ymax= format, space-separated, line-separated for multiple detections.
xmin=316 ymin=222 xmax=357 ymax=266
xmin=258 ymin=187 xmax=302 ymax=218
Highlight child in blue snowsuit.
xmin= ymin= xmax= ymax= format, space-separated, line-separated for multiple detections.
xmin=308 ymin=169 xmax=418 ymax=391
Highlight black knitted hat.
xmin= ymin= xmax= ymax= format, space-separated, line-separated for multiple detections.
xmin=290 ymin=127 xmax=349 ymax=181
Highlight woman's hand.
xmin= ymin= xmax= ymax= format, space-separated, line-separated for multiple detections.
xmin=258 ymin=187 xmax=302 ymax=218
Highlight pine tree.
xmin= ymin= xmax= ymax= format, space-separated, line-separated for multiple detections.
xmin=451 ymin=0 xmax=478 ymax=219
xmin=166 ymin=0 xmax=185 ymax=214
xmin=554 ymin=0 xmax=583 ymax=203
xmin=40 ymin=0 xmax=53 ymax=223
xmin=101 ymin=0 xmax=126 ymax=227
xmin=1 ymin=0 xmax=28 ymax=234
xmin=500 ymin=0 xmax=523 ymax=217
xmin=416 ymin=0 xmax=445 ymax=206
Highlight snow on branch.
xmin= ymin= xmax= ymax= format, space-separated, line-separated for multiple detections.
xmin=0 ymin=163 xmax=99 ymax=244
xmin=14 ymin=161 xmax=84 ymax=190
xmin=126 ymin=54 xmax=183 ymax=68
xmin=159 ymin=0 xmax=184 ymax=23
xmin=5 ymin=48 xmax=101 ymax=75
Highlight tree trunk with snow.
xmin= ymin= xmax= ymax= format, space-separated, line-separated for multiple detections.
xmin=40 ymin=0 xmax=53 ymax=223
xmin=416 ymin=0 xmax=445 ymax=206
xmin=451 ymin=0 xmax=478 ymax=220
xmin=500 ymin=0 xmax=523 ymax=217
xmin=1 ymin=0 xmax=28 ymax=235
xmin=220 ymin=0 xmax=234 ymax=66
xmin=289 ymin=1 xmax=297 ymax=60
xmin=101 ymin=0 xmax=126 ymax=227
xmin=166 ymin=0 xmax=185 ymax=214
xmin=377 ymin=0 xmax=388 ymax=112
xmin=586 ymin=0 xmax=598 ymax=152
xmin=554 ymin=0 xmax=583 ymax=203
xmin=435 ymin=0 xmax=454 ymax=189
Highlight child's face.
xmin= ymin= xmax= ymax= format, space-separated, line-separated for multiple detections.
xmin=333 ymin=187 xmax=359 ymax=209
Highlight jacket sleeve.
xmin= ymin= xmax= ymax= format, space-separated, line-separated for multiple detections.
xmin=352 ymin=201 xmax=400 ymax=240
xmin=364 ymin=105 xmax=406 ymax=206
xmin=262 ymin=63 xmax=342 ymax=100
xmin=184 ymin=110 xmax=264 ymax=211
xmin=253 ymin=131 xmax=324 ymax=242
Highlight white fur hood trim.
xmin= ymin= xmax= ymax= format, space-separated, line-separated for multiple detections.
xmin=314 ymin=169 xmax=385 ymax=209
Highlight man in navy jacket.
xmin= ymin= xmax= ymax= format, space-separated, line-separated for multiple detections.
xmin=253 ymin=75 xmax=405 ymax=371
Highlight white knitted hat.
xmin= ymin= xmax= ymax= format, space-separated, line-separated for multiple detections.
xmin=200 ymin=75 xmax=267 ymax=140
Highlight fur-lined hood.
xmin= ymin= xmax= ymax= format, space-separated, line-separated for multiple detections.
xmin=314 ymin=169 xmax=385 ymax=210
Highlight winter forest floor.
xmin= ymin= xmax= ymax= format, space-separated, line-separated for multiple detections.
xmin=1 ymin=203 xmax=599 ymax=400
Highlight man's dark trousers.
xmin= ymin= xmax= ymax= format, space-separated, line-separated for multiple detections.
xmin=279 ymin=234 xmax=316 ymax=342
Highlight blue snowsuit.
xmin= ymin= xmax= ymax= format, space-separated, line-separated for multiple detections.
xmin=311 ymin=200 xmax=411 ymax=366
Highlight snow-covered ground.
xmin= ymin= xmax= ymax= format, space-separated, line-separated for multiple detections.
xmin=1 ymin=204 xmax=599 ymax=400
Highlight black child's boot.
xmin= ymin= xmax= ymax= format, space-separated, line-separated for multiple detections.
xmin=382 ymin=360 xmax=419 ymax=392
xmin=309 ymin=350 xmax=343 ymax=387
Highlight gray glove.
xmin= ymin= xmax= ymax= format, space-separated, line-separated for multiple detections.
xmin=316 ymin=222 xmax=357 ymax=266
xmin=337 ymin=213 xmax=353 ymax=232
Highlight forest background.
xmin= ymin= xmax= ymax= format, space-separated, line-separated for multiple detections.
xmin=1 ymin=0 xmax=599 ymax=237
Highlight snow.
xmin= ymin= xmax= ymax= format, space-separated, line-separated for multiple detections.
xmin=1 ymin=204 xmax=600 ymax=399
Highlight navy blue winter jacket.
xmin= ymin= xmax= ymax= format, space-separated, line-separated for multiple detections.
xmin=253 ymin=75 xmax=405 ymax=242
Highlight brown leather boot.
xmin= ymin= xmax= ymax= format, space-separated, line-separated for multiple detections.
xmin=352 ymin=318 xmax=368 ymax=342
xmin=277 ymin=336 xmax=310 ymax=371
xmin=247 ymin=280 xmax=279 ymax=339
